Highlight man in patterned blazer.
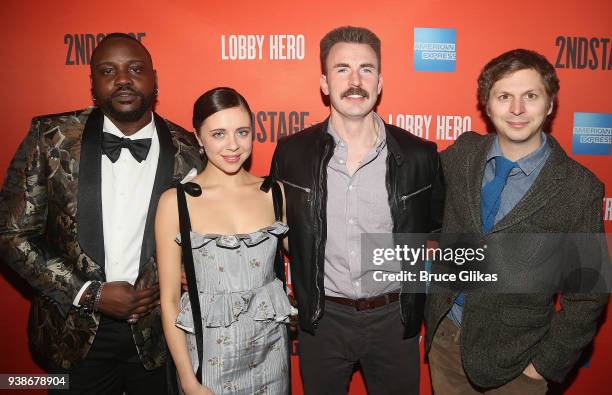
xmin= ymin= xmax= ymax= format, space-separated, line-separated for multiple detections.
xmin=0 ymin=33 xmax=202 ymax=394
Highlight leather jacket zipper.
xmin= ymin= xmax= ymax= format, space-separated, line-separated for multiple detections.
xmin=387 ymin=152 xmax=405 ymax=324
xmin=400 ymin=184 xmax=432 ymax=209
xmin=279 ymin=179 xmax=312 ymax=201
xmin=312 ymin=137 xmax=334 ymax=325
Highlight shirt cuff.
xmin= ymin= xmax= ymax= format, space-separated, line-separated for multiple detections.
xmin=73 ymin=281 xmax=92 ymax=307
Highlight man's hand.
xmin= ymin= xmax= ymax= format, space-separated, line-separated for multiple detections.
xmin=522 ymin=363 xmax=545 ymax=381
xmin=93 ymin=281 xmax=160 ymax=321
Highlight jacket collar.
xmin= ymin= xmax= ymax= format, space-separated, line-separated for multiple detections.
xmin=315 ymin=115 xmax=404 ymax=165
xmin=464 ymin=133 xmax=568 ymax=233
xmin=138 ymin=113 xmax=177 ymax=267
xmin=384 ymin=126 xmax=405 ymax=166
xmin=492 ymin=134 xmax=567 ymax=232
xmin=77 ymin=108 xmax=105 ymax=267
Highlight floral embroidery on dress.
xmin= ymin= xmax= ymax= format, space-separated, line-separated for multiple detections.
xmin=249 ymin=258 xmax=261 ymax=268
xmin=232 ymin=300 xmax=244 ymax=316
xmin=255 ymin=301 xmax=269 ymax=316
xmin=200 ymin=247 xmax=215 ymax=260
xmin=216 ymin=336 xmax=231 ymax=345
xmin=208 ymin=356 xmax=224 ymax=367
xmin=222 ymin=381 xmax=238 ymax=392
xmin=254 ymin=386 xmax=268 ymax=395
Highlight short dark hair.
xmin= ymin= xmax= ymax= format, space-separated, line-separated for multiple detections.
xmin=477 ymin=49 xmax=559 ymax=110
xmin=320 ymin=26 xmax=381 ymax=74
xmin=192 ymin=87 xmax=252 ymax=131
xmin=90 ymin=32 xmax=152 ymax=68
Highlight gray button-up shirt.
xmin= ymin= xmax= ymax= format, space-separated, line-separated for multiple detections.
xmin=324 ymin=114 xmax=400 ymax=299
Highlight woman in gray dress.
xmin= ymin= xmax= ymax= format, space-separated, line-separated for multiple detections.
xmin=156 ymin=87 xmax=294 ymax=395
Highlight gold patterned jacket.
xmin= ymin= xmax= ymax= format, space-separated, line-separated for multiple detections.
xmin=0 ymin=107 xmax=203 ymax=369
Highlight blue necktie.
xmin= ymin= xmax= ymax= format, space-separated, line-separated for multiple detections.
xmin=480 ymin=156 xmax=518 ymax=233
xmin=453 ymin=156 xmax=517 ymax=311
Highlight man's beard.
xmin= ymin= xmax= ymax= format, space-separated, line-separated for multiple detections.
xmin=95 ymin=89 xmax=155 ymax=123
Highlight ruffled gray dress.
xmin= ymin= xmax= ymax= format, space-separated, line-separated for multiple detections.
xmin=175 ymin=221 xmax=294 ymax=394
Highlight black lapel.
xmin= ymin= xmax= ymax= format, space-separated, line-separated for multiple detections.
xmin=139 ymin=113 xmax=177 ymax=268
xmin=76 ymin=108 xmax=105 ymax=269
xmin=492 ymin=135 xmax=567 ymax=233
xmin=467 ymin=134 xmax=494 ymax=233
xmin=315 ymin=117 xmax=334 ymax=178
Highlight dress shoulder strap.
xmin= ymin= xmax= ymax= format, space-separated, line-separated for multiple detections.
xmin=176 ymin=183 xmax=204 ymax=383
xmin=261 ymin=175 xmax=283 ymax=221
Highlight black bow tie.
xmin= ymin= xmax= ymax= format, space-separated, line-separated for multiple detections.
xmin=101 ymin=132 xmax=152 ymax=163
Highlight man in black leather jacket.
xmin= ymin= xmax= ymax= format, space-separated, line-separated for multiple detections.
xmin=270 ymin=26 xmax=444 ymax=395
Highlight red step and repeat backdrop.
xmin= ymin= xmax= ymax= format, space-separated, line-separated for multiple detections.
xmin=0 ymin=0 xmax=610 ymax=393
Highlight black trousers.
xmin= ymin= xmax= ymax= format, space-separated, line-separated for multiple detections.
xmin=298 ymin=300 xmax=419 ymax=395
xmin=48 ymin=316 xmax=167 ymax=395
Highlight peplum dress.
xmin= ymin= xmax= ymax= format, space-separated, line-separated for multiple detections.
xmin=175 ymin=221 xmax=294 ymax=394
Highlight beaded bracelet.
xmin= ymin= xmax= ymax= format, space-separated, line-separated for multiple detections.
xmin=93 ymin=282 xmax=105 ymax=312
xmin=82 ymin=281 xmax=102 ymax=314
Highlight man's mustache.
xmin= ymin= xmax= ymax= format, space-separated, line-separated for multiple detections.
xmin=111 ymin=87 xmax=143 ymax=98
xmin=341 ymin=87 xmax=369 ymax=99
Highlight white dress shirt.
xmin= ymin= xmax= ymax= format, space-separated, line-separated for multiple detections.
xmin=74 ymin=114 xmax=159 ymax=305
